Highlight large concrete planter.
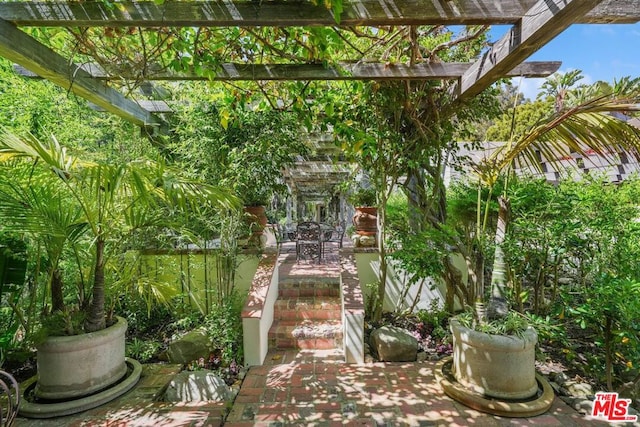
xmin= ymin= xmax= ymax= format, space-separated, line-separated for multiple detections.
xmin=450 ymin=318 xmax=538 ymax=399
xmin=35 ymin=316 xmax=128 ymax=400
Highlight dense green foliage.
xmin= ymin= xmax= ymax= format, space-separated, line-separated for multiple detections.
xmin=0 ymin=130 xmax=238 ymax=333
xmin=383 ymin=155 xmax=640 ymax=390
xmin=568 ymin=276 xmax=640 ymax=391
xmin=485 ymin=98 xmax=554 ymax=141
xmin=169 ymin=86 xmax=308 ymax=206
xmin=0 ymin=60 xmax=242 ymax=354
xmin=456 ymin=176 xmax=640 ymax=389
xmin=0 ymin=59 xmax=151 ymax=160
xmin=202 ymin=293 xmax=245 ymax=365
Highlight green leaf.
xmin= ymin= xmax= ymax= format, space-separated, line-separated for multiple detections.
xmin=331 ymin=0 xmax=344 ymax=24
xmin=220 ymin=111 xmax=230 ymax=130
xmin=325 ymin=103 xmax=334 ymax=117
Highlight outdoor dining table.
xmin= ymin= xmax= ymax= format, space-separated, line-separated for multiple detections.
xmin=286 ymin=223 xmax=335 ymax=242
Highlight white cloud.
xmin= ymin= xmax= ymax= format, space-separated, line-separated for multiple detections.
xmin=512 ymin=77 xmax=545 ymax=101
xmin=578 ymin=72 xmax=594 ymax=86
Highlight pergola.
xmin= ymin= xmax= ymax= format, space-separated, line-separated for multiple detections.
xmin=1 ymin=0 xmax=638 ymax=207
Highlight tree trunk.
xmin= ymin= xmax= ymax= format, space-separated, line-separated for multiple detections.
xmin=488 ymin=195 xmax=510 ymax=319
xmin=405 ymin=169 xmax=425 ymax=233
xmin=51 ymin=268 xmax=65 ymax=313
xmin=604 ymin=316 xmax=613 ymax=391
xmin=474 ymin=248 xmax=484 ymax=303
xmin=406 ymin=165 xmax=469 ymax=313
xmin=443 ymin=257 xmax=466 ymax=313
xmin=373 ymin=200 xmax=387 ymax=322
xmin=85 ymin=236 xmax=106 ymax=332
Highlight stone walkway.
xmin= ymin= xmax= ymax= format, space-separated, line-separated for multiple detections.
xmin=225 ymin=349 xmax=613 ymax=426
xmin=13 ymin=241 xmax=624 ymax=426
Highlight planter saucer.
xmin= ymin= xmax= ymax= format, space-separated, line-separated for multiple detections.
xmin=19 ymin=358 xmax=142 ymax=419
xmin=435 ymin=357 xmax=554 ymax=418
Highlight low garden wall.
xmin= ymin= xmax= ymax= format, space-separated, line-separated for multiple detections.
xmin=354 ymin=249 xmax=464 ymax=314
xmin=241 ymin=251 xmax=279 ymax=366
xmin=138 ymin=249 xmax=260 ymax=315
xmin=340 ymin=247 xmax=365 ymax=364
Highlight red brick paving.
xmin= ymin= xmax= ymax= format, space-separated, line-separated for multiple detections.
xmin=14 ymin=355 xmax=617 ymax=427
xmin=223 ymin=354 xmax=615 ymax=426
xmin=15 ymin=364 xmax=227 ymax=426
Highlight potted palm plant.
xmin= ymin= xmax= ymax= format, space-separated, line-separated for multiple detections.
xmin=443 ymin=77 xmax=640 ymax=415
xmin=0 ymin=129 xmax=237 ymax=414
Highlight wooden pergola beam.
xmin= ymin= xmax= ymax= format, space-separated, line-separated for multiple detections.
xmin=0 ymin=0 xmax=637 ymax=27
xmin=0 ymin=19 xmax=163 ymax=127
xmin=15 ymin=61 xmax=561 ymax=81
xmin=455 ymin=0 xmax=603 ymax=101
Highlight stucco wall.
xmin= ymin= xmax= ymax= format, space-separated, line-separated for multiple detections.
xmin=138 ymin=251 xmax=260 ymax=315
xmin=355 ymin=250 xmax=464 ymax=314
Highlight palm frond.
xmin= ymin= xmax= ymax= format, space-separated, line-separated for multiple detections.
xmin=0 ymin=166 xmax=83 ymax=238
xmin=493 ymin=92 xmax=640 ymax=173
xmin=0 ymin=128 xmax=93 ymax=178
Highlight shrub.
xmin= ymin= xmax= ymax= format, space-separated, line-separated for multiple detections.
xmin=202 ymin=293 xmax=244 ymax=365
xmin=126 ymin=338 xmax=161 ymax=363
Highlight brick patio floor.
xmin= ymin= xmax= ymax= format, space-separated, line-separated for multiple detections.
xmin=13 ymin=241 xmax=628 ymax=426
xmin=225 ymin=351 xmax=615 ymax=427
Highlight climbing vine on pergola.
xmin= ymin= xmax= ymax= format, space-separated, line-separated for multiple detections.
xmin=1 ymin=0 xmax=636 ymax=130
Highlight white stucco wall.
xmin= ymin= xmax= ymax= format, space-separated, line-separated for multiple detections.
xmin=356 ymin=250 xmax=464 ymax=314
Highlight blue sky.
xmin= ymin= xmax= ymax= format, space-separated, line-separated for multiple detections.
xmin=489 ymin=23 xmax=640 ymax=100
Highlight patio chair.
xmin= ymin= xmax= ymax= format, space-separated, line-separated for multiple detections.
xmin=321 ymin=222 xmax=345 ymax=256
xmin=284 ymin=222 xmax=297 ymax=242
xmin=319 ymin=223 xmax=333 ymax=258
xmin=296 ymin=221 xmax=322 ymax=262
xmin=0 ymin=369 xmax=19 ymax=427
xmin=331 ymin=222 xmax=346 ymax=248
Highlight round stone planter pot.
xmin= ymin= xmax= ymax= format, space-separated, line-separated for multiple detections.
xmin=450 ymin=318 xmax=538 ymax=399
xmin=35 ymin=316 xmax=128 ymax=400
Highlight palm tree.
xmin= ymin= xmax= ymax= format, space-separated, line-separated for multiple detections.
xmin=538 ymin=70 xmax=584 ymax=113
xmin=484 ymin=76 xmax=640 ymax=319
xmin=0 ymin=130 xmax=239 ymax=333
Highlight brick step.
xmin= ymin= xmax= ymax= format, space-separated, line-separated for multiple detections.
xmin=278 ymin=280 xmax=340 ymax=298
xmin=275 ymin=296 xmax=342 ymax=321
xmin=269 ymin=319 xmax=343 ymax=350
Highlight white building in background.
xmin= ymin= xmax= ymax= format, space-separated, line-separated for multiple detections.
xmin=447 ymin=117 xmax=640 ymax=185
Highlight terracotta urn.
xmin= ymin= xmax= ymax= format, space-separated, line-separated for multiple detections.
xmin=352 ymin=207 xmax=377 ymax=236
xmin=244 ymin=205 xmax=268 ymax=233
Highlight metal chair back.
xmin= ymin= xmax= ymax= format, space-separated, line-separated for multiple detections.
xmin=296 ymin=221 xmax=322 ymax=261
